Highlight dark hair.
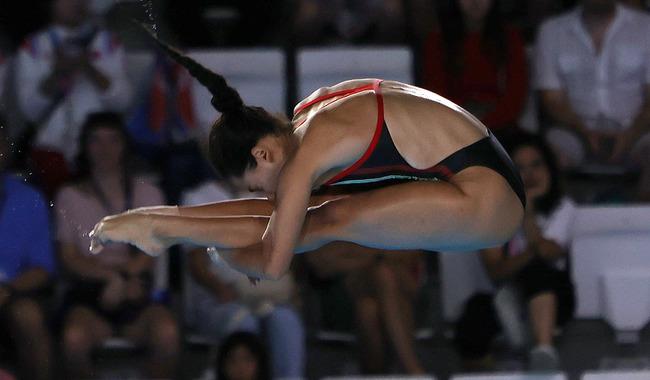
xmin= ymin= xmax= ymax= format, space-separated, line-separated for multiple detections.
xmin=437 ymin=0 xmax=507 ymax=75
xmin=215 ymin=332 xmax=271 ymax=380
xmin=74 ymin=111 xmax=131 ymax=180
xmin=504 ymin=132 xmax=563 ymax=216
xmin=141 ymin=25 xmax=289 ymax=179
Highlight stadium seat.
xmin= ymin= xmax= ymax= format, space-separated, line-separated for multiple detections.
xmin=322 ymin=376 xmax=436 ymax=380
xmin=570 ymin=205 xmax=650 ymax=343
xmin=450 ymin=373 xmax=567 ymax=380
xmin=581 ymin=370 xmax=650 ymax=380
xmin=439 ymin=251 xmax=494 ymax=322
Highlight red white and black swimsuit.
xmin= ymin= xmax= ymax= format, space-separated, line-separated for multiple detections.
xmin=295 ymin=79 xmax=526 ymax=207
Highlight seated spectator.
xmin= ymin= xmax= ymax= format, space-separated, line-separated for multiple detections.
xmin=306 ymin=243 xmax=426 ymax=374
xmin=0 ymin=117 xmax=56 ymax=380
xmin=535 ymin=0 xmax=650 ymax=200
xmin=15 ymin=0 xmax=132 ymax=199
xmin=54 ymin=112 xmax=178 ymax=379
xmin=182 ymin=179 xmax=305 ymax=379
xmin=454 ymin=133 xmax=576 ymax=371
xmin=422 ymin=0 xmax=528 ymax=136
xmin=215 ymin=331 xmax=271 ymax=380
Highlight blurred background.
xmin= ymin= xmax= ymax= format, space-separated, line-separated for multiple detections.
xmin=1 ymin=0 xmax=650 ymax=379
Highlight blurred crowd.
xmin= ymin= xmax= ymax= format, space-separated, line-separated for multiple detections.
xmin=0 ymin=0 xmax=649 ymax=379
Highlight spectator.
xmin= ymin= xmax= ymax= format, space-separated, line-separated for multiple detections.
xmin=15 ymin=0 xmax=132 ymax=199
xmin=454 ymin=133 xmax=576 ymax=371
xmin=535 ymin=0 xmax=650 ymax=200
xmin=422 ymin=0 xmax=528 ymax=135
xmin=215 ymin=331 xmax=272 ymax=380
xmin=182 ymin=179 xmax=305 ymax=379
xmin=306 ymin=243 xmax=425 ymax=374
xmin=0 ymin=115 xmax=56 ymax=380
xmin=54 ymin=112 xmax=178 ymax=379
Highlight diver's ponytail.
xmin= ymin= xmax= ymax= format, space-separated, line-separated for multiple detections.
xmin=140 ymin=24 xmax=244 ymax=115
xmin=138 ymin=23 xmax=288 ymax=179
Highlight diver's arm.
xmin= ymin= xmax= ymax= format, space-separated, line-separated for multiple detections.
xmin=261 ymin=115 xmax=365 ymax=279
xmin=130 ymin=198 xmax=273 ymax=218
xmin=261 ymin=158 xmax=317 ymax=279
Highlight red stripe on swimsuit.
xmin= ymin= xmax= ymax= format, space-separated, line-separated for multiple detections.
xmin=296 ymin=79 xmax=455 ymax=187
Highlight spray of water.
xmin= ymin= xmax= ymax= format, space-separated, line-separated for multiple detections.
xmin=140 ymin=0 xmax=158 ymax=36
xmin=111 ymin=0 xmax=158 ymax=36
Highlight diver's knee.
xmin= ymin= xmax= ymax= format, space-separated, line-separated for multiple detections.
xmin=308 ymin=199 xmax=354 ymax=240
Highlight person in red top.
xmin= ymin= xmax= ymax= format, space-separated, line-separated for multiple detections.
xmin=422 ymin=0 xmax=528 ymax=135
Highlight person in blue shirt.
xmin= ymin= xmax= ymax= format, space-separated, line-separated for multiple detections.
xmin=0 ymin=116 xmax=56 ymax=380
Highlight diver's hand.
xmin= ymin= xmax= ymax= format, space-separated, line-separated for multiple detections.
xmin=89 ymin=213 xmax=167 ymax=256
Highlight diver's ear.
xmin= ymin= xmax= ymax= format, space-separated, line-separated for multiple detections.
xmin=251 ymin=145 xmax=272 ymax=164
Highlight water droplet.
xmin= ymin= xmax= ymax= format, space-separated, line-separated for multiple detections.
xmin=139 ymin=0 xmax=158 ymax=36
xmin=49 ymin=201 xmax=55 ymax=208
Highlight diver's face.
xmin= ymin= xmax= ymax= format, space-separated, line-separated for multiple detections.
xmin=239 ymin=162 xmax=282 ymax=201
xmin=233 ymin=135 xmax=287 ymax=200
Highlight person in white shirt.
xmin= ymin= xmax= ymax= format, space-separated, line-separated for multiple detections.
xmin=534 ymin=0 xmax=650 ymax=199
xmin=15 ymin=0 xmax=132 ymax=197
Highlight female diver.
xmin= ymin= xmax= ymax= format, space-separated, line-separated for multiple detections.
xmin=89 ymin=34 xmax=525 ymax=281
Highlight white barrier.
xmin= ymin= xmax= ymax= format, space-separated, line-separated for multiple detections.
xmin=188 ymin=49 xmax=286 ymax=134
xmin=125 ymin=49 xmax=286 ymax=138
xmin=439 ymin=251 xmax=494 ymax=321
xmin=581 ymin=370 xmax=650 ymax=379
xmin=451 ymin=373 xmax=567 ymax=380
xmin=297 ymin=47 xmax=413 ymax=101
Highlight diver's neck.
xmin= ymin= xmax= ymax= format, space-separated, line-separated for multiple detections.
xmin=284 ymin=132 xmax=301 ymax=159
